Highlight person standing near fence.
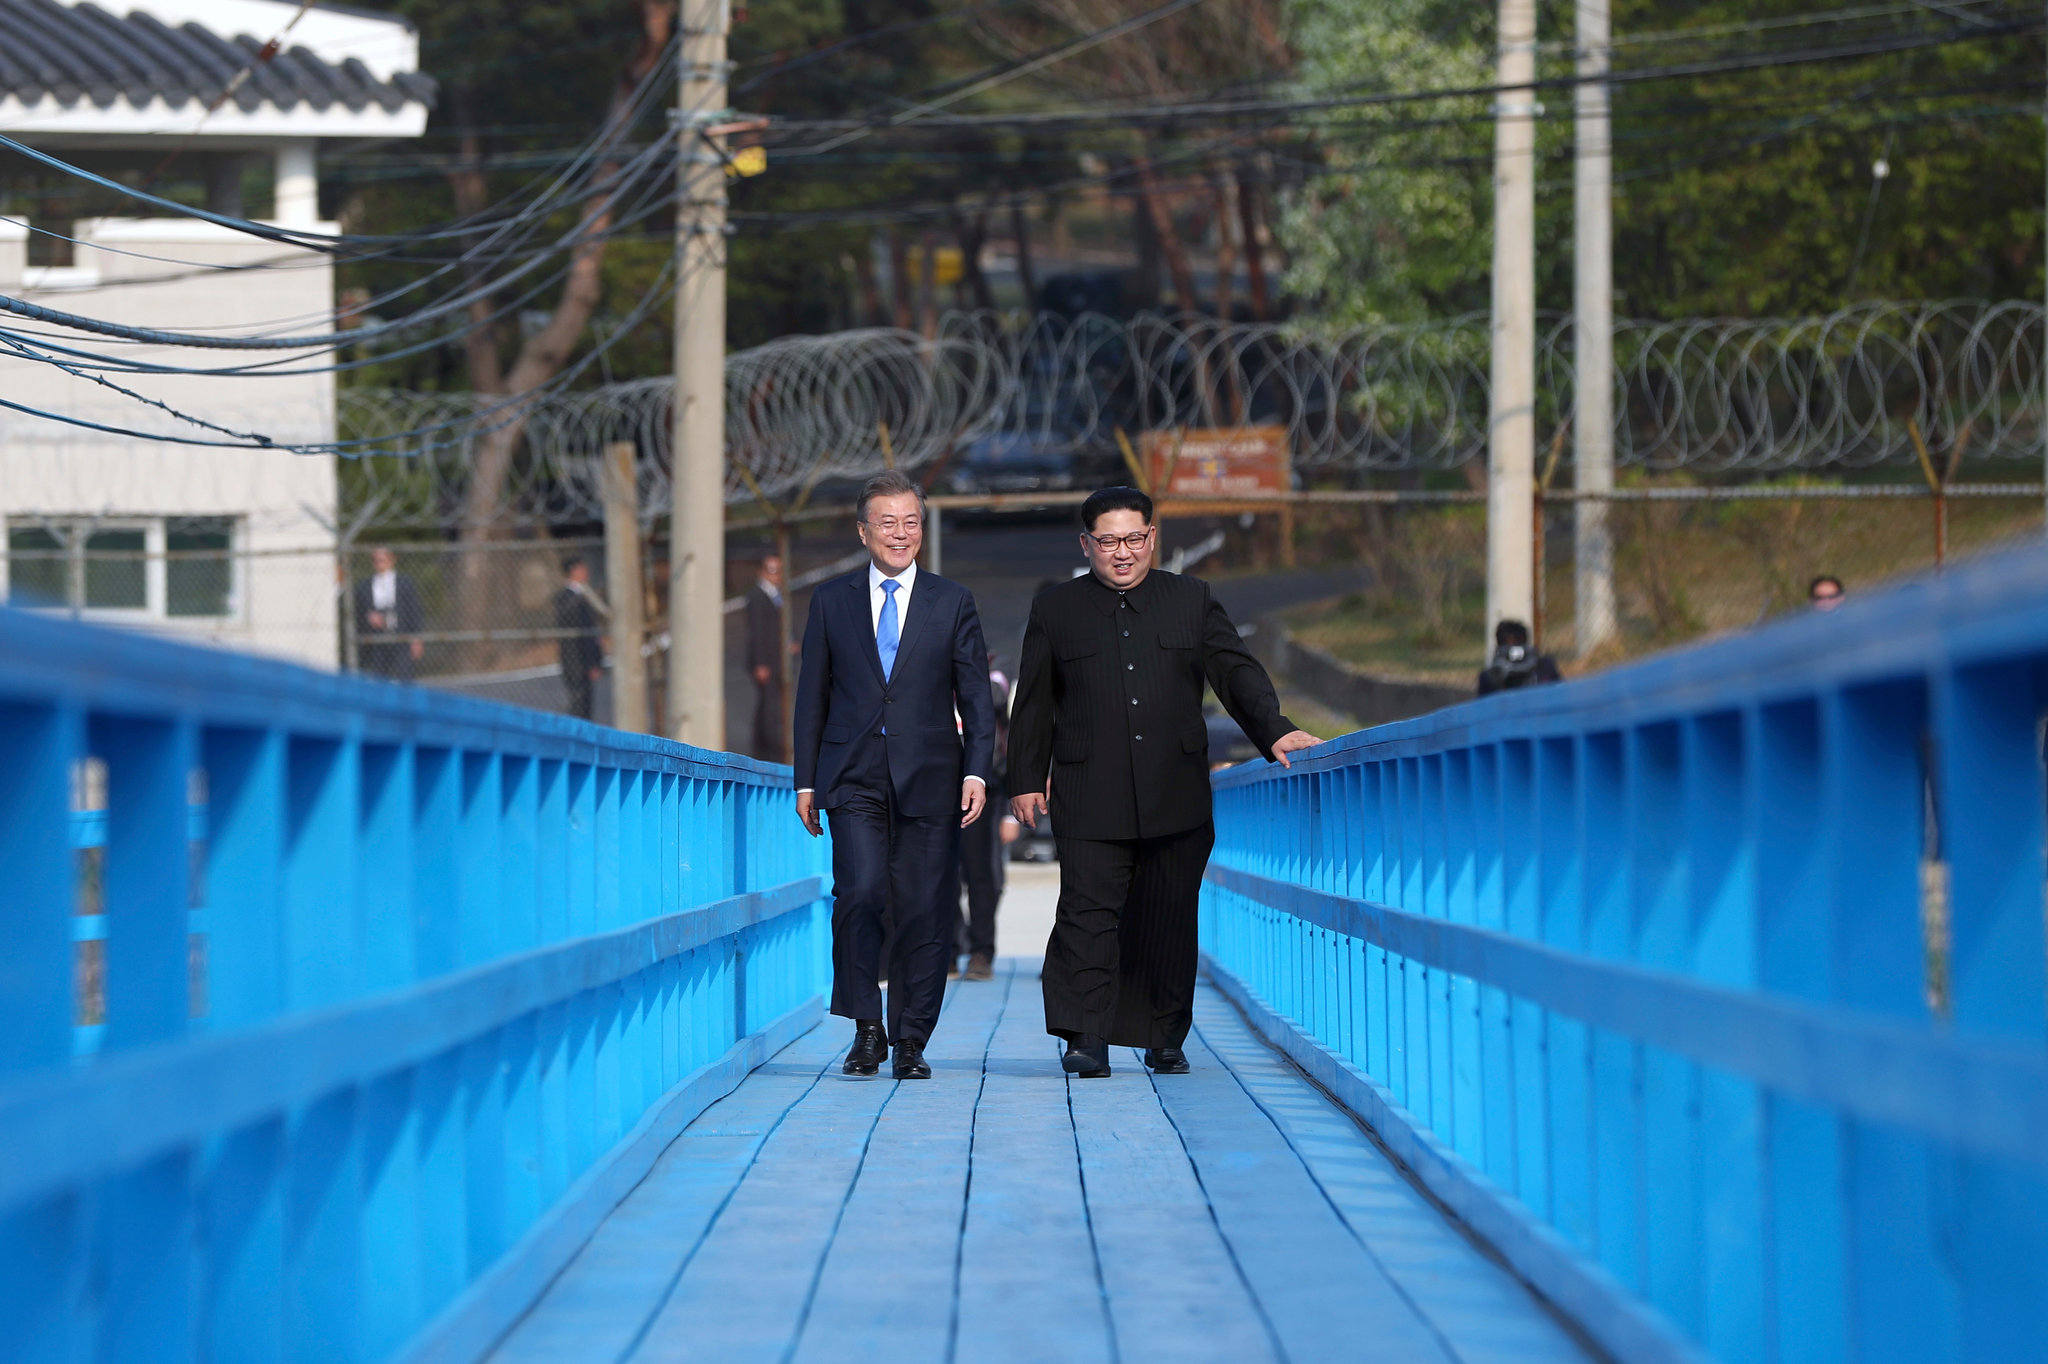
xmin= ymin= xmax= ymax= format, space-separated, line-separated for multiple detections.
xmin=355 ymin=545 xmax=423 ymax=681
xmin=746 ymin=554 xmax=787 ymax=761
xmin=1008 ymin=487 xmax=1321 ymax=1079
xmin=556 ymin=557 xmax=609 ymax=721
xmin=792 ymin=471 xmax=996 ymax=1081
xmin=954 ymin=652 xmax=1011 ymax=981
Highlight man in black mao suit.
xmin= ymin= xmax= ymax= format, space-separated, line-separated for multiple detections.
xmin=793 ymin=471 xmax=997 ymax=1080
xmin=1009 ymin=486 xmax=1320 ymax=1078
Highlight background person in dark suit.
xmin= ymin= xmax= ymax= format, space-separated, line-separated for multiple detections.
xmin=555 ymin=557 xmax=608 ymax=720
xmin=792 ymin=471 xmax=997 ymax=1081
xmin=355 ymin=545 xmax=424 ymax=681
xmin=954 ymin=653 xmax=1012 ymax=981
xmin=746 ymin=554 xmax=787 ymax=761
xmin=1008 ymin=486 xmax=1320 ymax=1079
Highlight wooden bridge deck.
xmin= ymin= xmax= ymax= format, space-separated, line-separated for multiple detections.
xmin=488 ymin=960 xmax=1593 ymax=1363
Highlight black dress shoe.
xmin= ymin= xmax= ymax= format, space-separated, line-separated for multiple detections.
xmin=843 ymin=1020 xmax=888 ymax=1076
xmin=1143 ymin=1046 xmax=1190 ymax=1074
xmin=893 ymin=1038 xmax=932 ymax=1080
xmin=1062 ymin=1034 xmax=1111 ymax=1078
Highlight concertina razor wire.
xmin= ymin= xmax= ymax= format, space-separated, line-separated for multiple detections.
xmin=322 ymin=300 xmax=2048 ymax=529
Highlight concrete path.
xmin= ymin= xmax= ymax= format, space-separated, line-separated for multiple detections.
xmin=488 ymin=955 xmax=1592 ymax=1363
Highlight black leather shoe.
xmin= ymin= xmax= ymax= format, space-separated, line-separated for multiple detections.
xmin=893 ymin=1038 xmax=932 ymax=1080
xmin=1144 ymin=1046 xmax=1190 ymax=1074
xmin=843 ymin=1020 xmax=887 ymax=1076
xmin=1062 ymin=1034 xmax=1111 ymax=1078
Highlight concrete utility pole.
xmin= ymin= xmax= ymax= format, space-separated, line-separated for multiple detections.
xmin=668 ymin=0 xmax=729 ymax=747
xmin=1574 ymin=0 xmax=1616 ymax=655
xmin=603 ymin=442 xmax=649 ymax=732
xmin=1487 ymin=0 xmax=1539 ymax=636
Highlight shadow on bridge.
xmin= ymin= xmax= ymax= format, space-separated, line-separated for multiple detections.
xmin=4 ymin=542 xmax=2048 ymax=1362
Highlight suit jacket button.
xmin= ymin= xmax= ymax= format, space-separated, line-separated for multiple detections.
xmin=1135 ymin=733 xmax=1143 ymax=741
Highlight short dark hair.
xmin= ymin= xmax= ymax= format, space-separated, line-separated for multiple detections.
xmin=857 ymin=470 xmax=926 ymax=522
xmin=562 ymin=555 xmax=586 ymax=574
xmin=1494 ymin=618 xmax=1531 ymax=647
xmin=1809 ymin=574 xmax=1844 ymax=596
xmin=1081 ymin=485 xmax=1153 ymax=531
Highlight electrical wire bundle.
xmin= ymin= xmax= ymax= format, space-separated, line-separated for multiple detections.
xmin=0 ymin=28 xmax=708 ymax=456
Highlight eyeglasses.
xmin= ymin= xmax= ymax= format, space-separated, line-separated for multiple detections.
xmin=1086 ymin=529 xmax=1153 ymax=553
xmin=864 ymin=515 xmax=922 ymax=534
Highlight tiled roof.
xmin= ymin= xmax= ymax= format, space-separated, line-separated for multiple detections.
xmin=0 ymin=0 xmax=435 ymax=116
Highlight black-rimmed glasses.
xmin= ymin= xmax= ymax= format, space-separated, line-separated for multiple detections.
xmin=1086 ymin=529 xmax=1153 ymax=553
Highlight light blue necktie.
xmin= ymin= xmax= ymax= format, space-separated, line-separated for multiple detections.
xmin=877 ymin=578 xmax=901 ymax=680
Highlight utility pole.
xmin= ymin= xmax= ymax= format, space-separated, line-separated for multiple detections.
xmin=603 ymin=442 xmax=649 ymax=732
xmin=1488 ymin=0 xmax=1539 ymax=636
xmin=668 ymin=0 xmax=729 ymax=747
xmin=1574 ymin=0 xmax=1616 ymax=655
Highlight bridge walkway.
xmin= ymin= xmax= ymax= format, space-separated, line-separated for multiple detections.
xmin=489 ymin=960 xmax=1591 ymax=1364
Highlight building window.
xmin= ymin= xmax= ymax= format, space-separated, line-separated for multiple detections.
xmin=5 ymin=517 xmax=240 ymax=620
xmin=84 ymin=528 xmax=147 ymax=610
xmin=167 ymin=519 xmax=235 ymax=617
xmin=7 ymin=526 xmax=68 ymax=606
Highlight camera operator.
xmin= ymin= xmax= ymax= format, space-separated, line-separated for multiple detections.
xmin=1477 ymin=619 xmax=1562 ymax=696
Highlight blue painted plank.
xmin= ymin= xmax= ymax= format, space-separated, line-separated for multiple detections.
xmin=483 ymin=1019 xmax=844 ymax=1362
xmin=1204 ymin=952 xmax=1709 ymax=1364
xmin=1072 ymin=1053 xmax=1278 ymax=1363
xmin=788 ymin=974 xmax=1011 ymax=1363
xmin=1154 ymin=1021 xmax=1454 ymax=1361
xmin=952 ymin=963 xmax=1117 ymax=1364
xmin=1191 ymin=988 xmax=1591 ymax=1363
xmin=627 ymin=1035 xmax=898 ymax=1360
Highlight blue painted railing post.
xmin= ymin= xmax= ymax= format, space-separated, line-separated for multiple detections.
xmin=1196 ymin=547 xmax=2048 ymax=1364
xmin=0 ymin=701 xmax=77 ymax=1074
xmin=1932 ymin=662 xmax=2048 ymax=1359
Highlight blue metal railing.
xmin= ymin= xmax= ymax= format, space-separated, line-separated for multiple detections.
xmin=1204 ymin=547 xmax=2048 ymax=1364
xmin=0 ymin=607 xmax=829 ymax=1362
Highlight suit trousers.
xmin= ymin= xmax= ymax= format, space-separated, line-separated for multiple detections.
xmin=956 ymin=779 xmax=1004 ymax=960
xmin=827 ymin=787 xmax=957 ymax=1045
xmin=1042 ymin=821 xmax=1215 ymax=1049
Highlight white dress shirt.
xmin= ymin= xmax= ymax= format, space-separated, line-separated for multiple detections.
xmin=869 ymin=559 xmax=914 ymax=632
xmin=798 ymin=558 xmax=982 ymax=795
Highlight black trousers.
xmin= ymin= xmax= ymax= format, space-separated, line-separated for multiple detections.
xmin=957 ymin=780 xmax=1003 ymax=959
xmin=751 ymin=679 xmax=785 ymax=762
xmin=826 ymin=787 xmax=957 ymax=1045
xmin=1043 ymin=821 xmax=1215 ymax=1049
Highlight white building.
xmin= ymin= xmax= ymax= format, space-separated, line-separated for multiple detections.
xmin=0 ymin=0 xmax=432 ymax=666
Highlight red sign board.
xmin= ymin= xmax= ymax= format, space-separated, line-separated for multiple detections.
xmin=1141 ymin=426 xmax=1290 ymax=499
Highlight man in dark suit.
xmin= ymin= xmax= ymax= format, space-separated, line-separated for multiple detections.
xmin=746 ymin=554 xmax=787 ymax=761
xmin=1009 ymin=486 xmax=1320 ymax=1078
xmin=355 ymin=545 xmax=424 ymax=681
xmin=555 ymin=557 xmax=608 ymax=720
xmin=793 ymin=471 xmax=997 ymax=1081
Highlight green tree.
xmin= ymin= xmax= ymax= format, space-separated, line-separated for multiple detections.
xmin=1278 ymin=0 xmax=2047 ymax=322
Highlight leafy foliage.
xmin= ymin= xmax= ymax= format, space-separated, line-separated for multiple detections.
xmin=1279 ymin=0 xmax=2048 ymax=322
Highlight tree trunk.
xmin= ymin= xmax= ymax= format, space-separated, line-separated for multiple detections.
xmin=1009 ymin=200 xmax=1038 ymax=309
xmin=450 ymin=0 xmax=676 ymax=666
xmin=951 ymin=206 xmax=995 ymax=311
xmin=1134 ymin=155 xmax=1200 ymax=315
xmin=1238 ymin=171 xmax=1270 ymax=322
xmin=888 ymin=229 xmax=913 ymax=329
xmin=854 ymin=235 xmax=884 ymax=325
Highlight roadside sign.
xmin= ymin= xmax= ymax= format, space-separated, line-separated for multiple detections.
xmin=1141 ymin=426 xmax=1290 ymax=498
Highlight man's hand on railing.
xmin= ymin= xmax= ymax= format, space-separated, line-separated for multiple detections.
xmin=1270 ymin=730 xmax=1321 ymax=769
xmin=1009 ymin=791 xmax=1048 ymax=829
xmin=796 ymin=790 xmax=822 ymax=837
